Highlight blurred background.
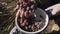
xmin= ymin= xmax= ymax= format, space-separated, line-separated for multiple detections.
xmin=0 ymin=0 xmax=17 ymax=34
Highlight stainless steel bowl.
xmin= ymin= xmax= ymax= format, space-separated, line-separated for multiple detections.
xmin=15 ymin=8 xmax=49 ymax=34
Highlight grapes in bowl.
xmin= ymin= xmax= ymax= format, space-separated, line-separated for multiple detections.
xmin=15 ymin=8 xmax=49 ymax=34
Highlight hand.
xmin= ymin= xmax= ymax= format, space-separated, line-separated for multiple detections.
xmin=15 ymin=0 xmax=36 ymax=24
xmin=15 ymin=2 xmax=28 ymax=17
xmin=15 ymin=1 xmax=35 ymax=17
xmin=45 ymin=3 xmax=60 ymax=15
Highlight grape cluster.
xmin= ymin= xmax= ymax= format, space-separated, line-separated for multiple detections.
xmin=18 ymin=16 xmax=45 ymax=32
xmin=18 ymin=0 xmax=36 ymax=12
xmin=17 ymin=0 xmax=45 ymax=32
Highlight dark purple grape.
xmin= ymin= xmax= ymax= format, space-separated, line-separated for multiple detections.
xmin=20 ymin=23 xmax=25 ymax=26
xmin=37 ymin=24 xmax=40 ymax=29
xmin=23 ymin=19 xmax=28 ymax=25
xmin=23 ymin=0 xmax=28 ymax=3
xmin=20 ymin=18 xmax=24 ymax=24
xmin=35 ymin=22 xmax=39 ymax=26
xmin=26 ymin=7 xmax=29 ymax=11
xmin=30 ymin=4 xmax=34 ymax=9
xmin=29 ymin=10 xmax=32 ymax=14
xmin=37 ymin=21 xmax=45 ymax=29
xmin=28 ymin=25 xmax=31 ymax=28
xmin=31 ymin=24 xmax=35 ymax=31
xmin=25 ymin=26 xmax=28 ymax=30
xmin=32 ymin=9 xmax=35 ymax=13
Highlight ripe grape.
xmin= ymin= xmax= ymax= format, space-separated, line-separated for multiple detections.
xmin=31 ymin=24 xmax=35 ymax=31
xmin=28 ymin=25 xmax=31 ymax=28
xmin=23 ymin=0 xmax=28 ymax=3
xmin=35 ymin=22 xmax=39 ymax=26
xmin=26 ymin=7 xmax=29 ymax=11
xmin=30 ymin=4 xmax=34 ymax=9
xmin=23 ymin=19 xmax=28 ymax=25
xmin=17 ymin=0 xmax=45 ymax=32
xmin=25 ymin=26 xmax=28 ymax=30
xmin=20 ymin=18 xmax=24 ymax=24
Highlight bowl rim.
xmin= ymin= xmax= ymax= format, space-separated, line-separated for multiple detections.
xmin=15 ymin=8 xmax=49 ymax=34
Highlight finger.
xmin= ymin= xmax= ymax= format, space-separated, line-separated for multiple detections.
xmin=29 ymin=10 xmax=32 ymax=14
xmin=16 ymin=11 xmax=20 ymax=17
xmin=16 ymin=8 xmax=22 ymax=17
xmin=51 ymin=8 xmax=59 ymax=15
xmin=24 ymin=11 xmax=29 ymax=17
xmin=45 ymin=6 xmax=54 ymax=11
xmin=14 ymin=5 xmax=20 ymax=11
xmin=20 ymin=9 xmax=25 ymax=17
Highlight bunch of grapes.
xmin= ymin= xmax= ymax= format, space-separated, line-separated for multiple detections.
xmin=17 ymin=0 xmax=45 ymax=32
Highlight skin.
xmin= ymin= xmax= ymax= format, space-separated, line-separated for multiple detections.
xmin=15 ymin=0 xmax=33 ymax=26
xmin=15 ymin=0 xmax=60 ymax=24
xmin=45 ymin=3 xmax=60 ymax=15
xmin=15 ymin=0 xmax=35 ymax=18
xmin=15 ymin=3 xmax=27 ymax=17
xmin=14 ymin=0 xmax=60 ymax=32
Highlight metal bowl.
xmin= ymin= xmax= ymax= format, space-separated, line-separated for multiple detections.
xmin=15 ymin=8 xmax=49 ymax=34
